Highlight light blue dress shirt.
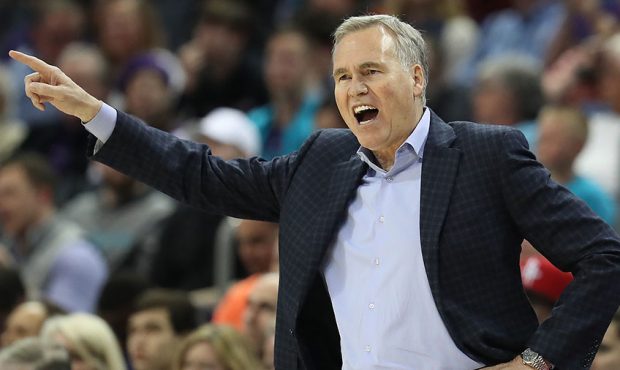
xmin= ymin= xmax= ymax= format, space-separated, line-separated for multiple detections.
xmin=323 ymin=109 xmax=483 ymax=369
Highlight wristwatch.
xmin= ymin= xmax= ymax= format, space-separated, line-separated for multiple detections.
xmin=521 ymin=348 xmax=553 ymax=370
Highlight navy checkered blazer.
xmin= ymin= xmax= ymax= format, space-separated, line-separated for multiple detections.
xmin=90 ymin=109 xmax=620 ymax=370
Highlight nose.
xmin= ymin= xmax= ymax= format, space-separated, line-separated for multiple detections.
xmin=348 ymin=78 xmax=368 ymax=97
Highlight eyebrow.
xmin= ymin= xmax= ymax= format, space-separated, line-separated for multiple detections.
xmin=332 ymin=62 xmax=385 ymax=78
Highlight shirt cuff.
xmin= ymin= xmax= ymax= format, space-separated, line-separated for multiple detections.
xmin=82 ymin=102 xmax=117 ymax=144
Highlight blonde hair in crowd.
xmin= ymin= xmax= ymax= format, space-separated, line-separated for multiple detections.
xmin=40 ymin=313 xmax=125 ymax=370
xmin=173 ymin=324 xmax=264 ymax=370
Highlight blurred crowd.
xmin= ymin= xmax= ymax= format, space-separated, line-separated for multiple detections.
xmin=1 ymin=0 xmax=620 ymax=369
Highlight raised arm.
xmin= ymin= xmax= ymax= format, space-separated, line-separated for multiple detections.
xmin=8 ymin=50 xmax=102 ymax=122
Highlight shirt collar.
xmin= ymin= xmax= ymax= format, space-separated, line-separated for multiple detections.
xmin=357 ymin=107 xmax=431 ymax=172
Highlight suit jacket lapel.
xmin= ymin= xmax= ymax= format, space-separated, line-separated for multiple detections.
xmin=420 ymin=112 xmax=461 ymax=304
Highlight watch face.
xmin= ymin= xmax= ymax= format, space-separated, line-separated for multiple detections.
xmin=522 ymin=349 xmax=538 ymax=362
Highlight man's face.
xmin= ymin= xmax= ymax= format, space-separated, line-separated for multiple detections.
xmin=0 ymin=166 xmax=44 ymax=238
xmin=333 ymin=26 xmax=423 ymax=159
xmin=127 ymin=308 xmax=178 ymax=370
xmin=236 ymin=221 xmax=277 ymax=274
xmin=592 ymin=321 xmax=620 ymax=370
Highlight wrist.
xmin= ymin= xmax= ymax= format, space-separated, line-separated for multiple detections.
xmin=81 ymin=98 xmax=102 ymax=123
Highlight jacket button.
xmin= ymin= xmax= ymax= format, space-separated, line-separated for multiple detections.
xmin=289 ymin=328 xmax=295 ymax=336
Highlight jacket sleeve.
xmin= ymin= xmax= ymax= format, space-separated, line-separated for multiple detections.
xmin=498 ymin=129 xmax=620 ymax=369
xmin=88 ymin=109 xmax=319 ymax=222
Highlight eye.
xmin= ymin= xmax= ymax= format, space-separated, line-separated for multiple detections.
xmin=337 ymin=74 xmax=351 ymax=82
xmin=368 ymin=69 xmax=380 ymax=75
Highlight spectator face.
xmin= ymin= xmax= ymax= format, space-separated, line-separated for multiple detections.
xmin=243 ymin=277 xmax=277 ymax=348
xmin=31 ymin=4 xmax=85 ymax=64
xmin=264 ymin=32 xmax=309 ymax=97
xmin=236 ymin=221 xmax=277 ymax=275
xmin=592 ymin=321 xmax=620 ymax=370
xmin=181 ymin=341 xmax=225 ymax=370
xmin=127 ymin=308 xmax=178 ymax=370
xmin=333 ymin=26 xmax=423 ymax=160
xmin=98 ymin=0 xmax=147 ymax=64
xmin=0 ymin=302 xmax=47 ymax=347
xmin=125 ymin=69 xmax=172 ymax=124
xmin=537 ymin=114 xmax=578 ymax=171
xmin=0 ymin=166 xmax=47 ymax=239
xmin=473 ymin=80 xmax=516 ymax=125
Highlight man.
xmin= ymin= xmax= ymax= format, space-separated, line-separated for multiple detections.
xmin=244 ymin=272 xmax=279 ymax=357
xmin=0 ymin=154 xmax=107 ymax=313
xmin=212 ymin=220 xmax=278 ymax=331
xmin=127 ymin=289 xmax=196 ymax=370
xmin=10 ymin=14 xmax=620 ymax=370
xmin=537 ymin=105 xmax=615 ymax=224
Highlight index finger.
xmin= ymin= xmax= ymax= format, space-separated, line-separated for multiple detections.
xmin=8 ymin=50 xmax=54 ymax=73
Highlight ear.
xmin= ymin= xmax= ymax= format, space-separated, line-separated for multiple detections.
xmin=410 ymin=64 xmax=425 ymax=99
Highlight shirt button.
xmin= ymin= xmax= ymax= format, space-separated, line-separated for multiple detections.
xmin=378 ymin=216 xmax=385 ymax=223
xmin=364 ymin=345 xmax=372 ymax=352
xmin=368 ymin=303 xmax=375 ymax=309
xmin=374 ymin=258 xmax=380 ymax=266
xmin=386 ymin=176 xmax=393 ymax=182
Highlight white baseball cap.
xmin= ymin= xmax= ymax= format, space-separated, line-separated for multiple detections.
xmin=198 ymin=108 xmax=261 ymax=157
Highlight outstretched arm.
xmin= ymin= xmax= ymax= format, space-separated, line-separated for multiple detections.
xmin=8 ymin=50 xmax=102 ymax=122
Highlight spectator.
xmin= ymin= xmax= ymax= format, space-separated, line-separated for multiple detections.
xmin=592 ymin=309 xmax=620 ymax=370
xmin=41 ymin=313 xmax=125 ymax=370
xmin=473 ymin=55 xmax=544 ymax=149
xmin=537 ymin=105 xmax=616 ymax=224
xmin=1 ymin=301 xmax=64 ymax=348
xmin=455 ymin=0 xmax=564 ymax=86
xmin=575 ymin=33 xmax=620 ymax=199
xmin=520 ymin=254 xmax=573 ymax=323
xmin=96 ymin=272 xmax=150 ymax=360
xmin=178 ymin=0 xmax=267 ymax=118
xmin=212 ymin=220 xmax=278 ymax=331
xmin=0 ymin=337 xmax=70 ymax=370
xmin=93 ymin=0 xmax=164 ymax=81
xmin=127 ymin=289 xmax=196 ymax=370
xmin=172 ymin=324 xmax=263 ymax=370
xmin=243 ymin=272 xmax=278 ymax=358
xmin=118 ymin=51 xmax=186 ymax=135
xmin=0 ymin=154 xmax=107 ymax=312
xmin=60 ymin=161 xmax=174 ymax=272
xmin=545 ymin=0 xmax=620 ymax=67
xmin=248 ymin=27 xmax=321 ymax=159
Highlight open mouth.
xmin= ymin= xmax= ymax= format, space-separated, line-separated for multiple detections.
xmin=353 ymin=105 xmax=379 ymax=125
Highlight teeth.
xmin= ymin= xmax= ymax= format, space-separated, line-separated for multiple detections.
xmin=353 ymin=105 xmax=377 ymax=114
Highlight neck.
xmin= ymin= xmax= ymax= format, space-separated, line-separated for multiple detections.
xmin=372 ymin=105 xmax=424 ymax=171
